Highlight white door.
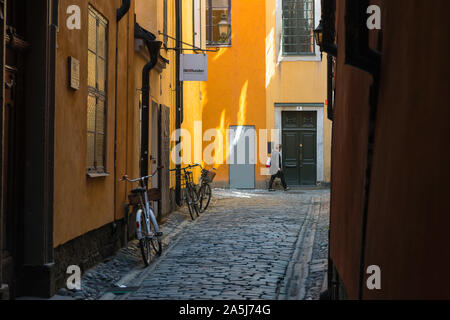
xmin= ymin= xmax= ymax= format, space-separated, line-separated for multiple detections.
xmin=229 ymin=126 xmax=256 ymax=189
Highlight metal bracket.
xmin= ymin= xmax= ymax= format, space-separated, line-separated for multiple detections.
xmin=158 ymin=31 xmax=219 ymax=52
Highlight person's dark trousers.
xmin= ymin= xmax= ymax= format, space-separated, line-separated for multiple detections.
xmin=269 ymin=171 xmax=288 ymax=189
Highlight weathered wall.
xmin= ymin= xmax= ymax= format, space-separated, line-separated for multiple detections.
xmin=362 ymin=0 xmax=450 ymax=299
xmin=330 ymin=0 xmax=450 ymax=299
xmin=329 ymin=0 xmax=372 ymax=298
xmin=54 ymin=0 xmax=135 ymax=247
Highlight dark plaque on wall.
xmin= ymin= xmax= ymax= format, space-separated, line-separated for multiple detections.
xmin=68 ymin=56 xmax=80 ymax=90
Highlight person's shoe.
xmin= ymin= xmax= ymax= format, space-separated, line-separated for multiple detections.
xmin=268 ymin=189 xmax=276 ymax=192
xmin=284 ymin=187 xmax=290 ymax=191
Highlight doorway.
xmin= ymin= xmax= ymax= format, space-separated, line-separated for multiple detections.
xmin=282 ymin=111 xmax=317 ymax=186
xmin=229 ymin=126 xmax=256 ymax=189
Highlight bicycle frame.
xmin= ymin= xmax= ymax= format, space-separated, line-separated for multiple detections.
xmin=122 ymin=167 xmax=162 ymax=240
xmin=136 ymin=190 xmax=160 ymax=241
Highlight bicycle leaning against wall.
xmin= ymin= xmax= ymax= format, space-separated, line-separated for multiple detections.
xmin=194 ymin=163 xmax=217 ymax=213
xmin=121 ymin=167 xmax=164 ymax=267
xmin=170 ymin=165 xmax=201 ymax=221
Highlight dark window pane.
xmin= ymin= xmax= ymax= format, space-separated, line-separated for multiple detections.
xmin=87 ymin=95 xmax=96 ymax=132
xmin=282 ymin=0 xmax=315 ymax=55
xmin=98 ymin=22 xmax=107 ymax=58
xmin=212 ymin=0 xmax=228 ymax=6
xmin=95 ymin=133 xmax=105 ymax=168
xmin=88 ymin=13 xmax=97 ymax=52
xmin=96 ymin=99 xmax=105 ymax=134
xmin=87 ymin=132 xmax=95 ymax=168
xmin=88 ymin=51 xmax=96 ymax=88
xmin=97 ymin=57 xmax=106 ymax=91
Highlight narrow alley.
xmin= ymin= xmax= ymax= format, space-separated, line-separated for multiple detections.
xmin=57 ymin=189 xmax=329 ymax=301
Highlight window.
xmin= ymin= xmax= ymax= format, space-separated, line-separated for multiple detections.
xmin=282 ymin=0 xmax=315 ymax=55
xmin=206 ymin=0 xmax=231 ymax=46
xmin=87 ymin=6 xmax=108 ymax=174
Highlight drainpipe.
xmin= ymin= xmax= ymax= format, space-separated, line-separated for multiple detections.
xmin=117 ymin=0 xmax=130 ymax=21
xmin=113 ymin=1 xmax=130 ymax=231
xmin=175 ymin=0 xmax=183 ymax=206
xmin=135 ymin=23 xmax=162 ymax=179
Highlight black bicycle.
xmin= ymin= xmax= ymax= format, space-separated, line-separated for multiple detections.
xmin=170 ymin=165 xmax=200 ymax=220
xmin=195 ymin=164 xmax=217 ymax=213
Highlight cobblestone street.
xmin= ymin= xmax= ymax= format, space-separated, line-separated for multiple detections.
xmin=56 ymin=188 xmax=330 ymax=301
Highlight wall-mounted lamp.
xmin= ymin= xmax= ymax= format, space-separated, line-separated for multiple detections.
xmin=218 ymin=13 xmax=230 ymax=42
xmin=314 ymin=21 xmax=324 ymax=49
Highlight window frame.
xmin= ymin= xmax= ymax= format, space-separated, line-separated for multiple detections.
xmin=281 ymin=0 xmax=316 ymax=56
xmin=87 ymin=5 xmax=109 ymax=175
xmin=206 ymin=0 xmax=231 ymax=47
xmin=193 ymin=0 xmax=202 ymax=49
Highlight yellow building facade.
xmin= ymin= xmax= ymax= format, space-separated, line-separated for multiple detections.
xmin=8 ymin=0 xmax=207 ymax=297
xmin=265 ymin=0 xmax=331 ymax=185
xmin=182 ymin=0 xmax=331 ymax=188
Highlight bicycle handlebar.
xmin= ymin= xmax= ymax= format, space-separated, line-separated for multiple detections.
xmin=121 ymin=166 xmax=164 ymax=183
xmin=169 ymin=164 xmax=200 ymax=172
xmin=169 ymin=164 xmax=217 ymax=172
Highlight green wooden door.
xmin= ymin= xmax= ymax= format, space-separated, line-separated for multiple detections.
xmin=282 ymin=111 xmax=317 ymax=186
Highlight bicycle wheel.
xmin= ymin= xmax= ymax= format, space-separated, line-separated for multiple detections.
xmin=199 ymin=183 xmax=212 ymax=213
xmin=185 ymin=187 xmax=198 ymax=220
xmin=139 ymin=214 xmax=151 ymax=266
xmin=185 ymin=188 xmax=196 ymax=220
xmin=189 ymin=185 xmax=200 ymax=217
xmin=149 ymin=220 xmax=162 ymax=256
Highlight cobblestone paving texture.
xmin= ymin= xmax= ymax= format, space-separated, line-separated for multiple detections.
xmin=54 ymin=188 xmax=330 ymax=301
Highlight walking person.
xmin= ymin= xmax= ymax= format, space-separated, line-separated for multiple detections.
xmin=268 ymin=144 xmax=290 ymax=191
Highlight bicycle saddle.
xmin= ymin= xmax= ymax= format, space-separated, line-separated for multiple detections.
xmin=131 ymin=188 xmax=146 ymax=194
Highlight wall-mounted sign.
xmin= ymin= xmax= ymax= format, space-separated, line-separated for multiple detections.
xmin=180 ymin=54 xmax=208 ymax=82
xmin=68 ymin=56 xmax=80 ymax=90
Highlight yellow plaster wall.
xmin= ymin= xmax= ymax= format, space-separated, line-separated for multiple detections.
xmin=265 ymin=0 xmax=331 ymax=183
xmin=54 ymin=0 xmax=135 ymax=247
xmin=200 ymin=0 xmax=267 ymax=187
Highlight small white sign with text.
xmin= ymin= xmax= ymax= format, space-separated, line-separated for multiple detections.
xmin=180 ymin=54 xmax=208 ymax=82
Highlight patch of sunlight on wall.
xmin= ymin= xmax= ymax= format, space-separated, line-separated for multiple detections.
xmin=213 ymin=47 xmax=227 ymax=62
xmin=266 ymin=28 xmax=275 ymax=88
xmin=227 ymin=81 xmax=249 ymax=163
xmin=215 ymin=109 xmax=227 ymax=166
xmin=238 ymin=80 xmax=248 ymax=126
xmin=200 ymin=82 xmax=208 ymax=115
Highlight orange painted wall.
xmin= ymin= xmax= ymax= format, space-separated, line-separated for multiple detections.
xmin=198 ymin=0 xmax=330 ymax=187
xmin=54 ymin=0 xmax=135 ymax=247
xmin=201 ymin=0 xmax=267 ymax=187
